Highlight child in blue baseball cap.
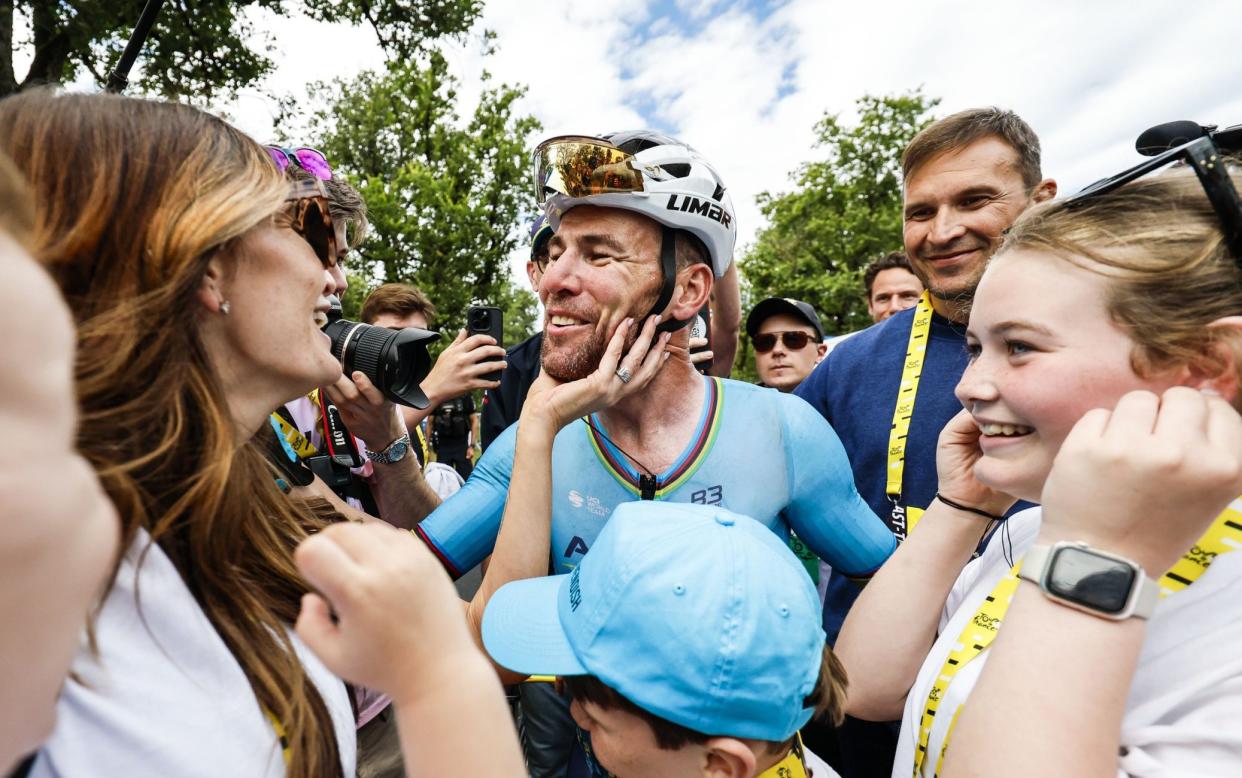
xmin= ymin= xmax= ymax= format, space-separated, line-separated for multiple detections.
xmin=482 ymin=501 xmax=846 ymax=778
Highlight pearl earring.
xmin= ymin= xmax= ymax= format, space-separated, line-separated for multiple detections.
xmin=220 ymin=301 xmax=231 ymax=315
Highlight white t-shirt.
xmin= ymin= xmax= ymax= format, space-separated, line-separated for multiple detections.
xmin=895 ymin=507 xmax=1242 ymax=778
xmin=30 ymin=530 xmax=356 ymax=777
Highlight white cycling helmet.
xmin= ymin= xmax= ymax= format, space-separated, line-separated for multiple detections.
xmin=533 ymin=130 xmax=736 ymax=331
xmin=533 ymin=130 xmax=736 ymax=277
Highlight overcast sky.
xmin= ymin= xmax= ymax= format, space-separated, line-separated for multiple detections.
xmin=150 ymin=0 xmax=1242 ymax=279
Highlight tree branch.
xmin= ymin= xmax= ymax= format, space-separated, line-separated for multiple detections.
xmin=0 ymin=1 xmax=16 ymax=96
xmin=19 ymin=0 xmax=72 ymax=90
xmin=355 ymin=0 xmax=390 ymax=56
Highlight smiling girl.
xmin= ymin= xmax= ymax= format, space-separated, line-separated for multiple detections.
xmin=837 ymin=155 xmax=1242 ymax=777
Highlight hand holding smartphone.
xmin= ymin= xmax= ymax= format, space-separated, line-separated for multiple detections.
xmin=466 ymin=306 xmax=503 ymax=382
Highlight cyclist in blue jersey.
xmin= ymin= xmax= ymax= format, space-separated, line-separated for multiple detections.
xmin=410 ymin=130 xmax=895 ymax=777
xmin=418 ymin=130 xmax=894 ymax=581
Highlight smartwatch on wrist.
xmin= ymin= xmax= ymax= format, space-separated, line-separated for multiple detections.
xmin=366 ymin=433 xmax=411 ymax=465
xmin=1019 ymin=542 xmax=1159 ymax=620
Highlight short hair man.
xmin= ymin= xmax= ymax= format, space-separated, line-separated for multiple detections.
xmin=418 ymin=128 xmax=891 ymax=586
xmin=416 ymin=131 xmax=895 ymax=774
xmin=360 ymin=282 xmax=436 ymax=330
xmin=793 ymin=108 xmax=1055 ymax=776
xmin=862 ymin=252 xmax=924 ymax=323
xmin=483 ymin=502 xmax=844 ymax=778
xmin=354 ymin=283 xmax=438 ymax=469
xmin=745 ymin=297 xmax=827 ymax=392
xmin=482 ymin=216 xmax=740 ymax=451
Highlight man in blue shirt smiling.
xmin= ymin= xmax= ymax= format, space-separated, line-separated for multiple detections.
xmin=795 ymin=106 xmax=1056 ymax=777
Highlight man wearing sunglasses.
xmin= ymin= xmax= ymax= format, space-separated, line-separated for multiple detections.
xmin=746 ymin=298 xmax=828 ymax=393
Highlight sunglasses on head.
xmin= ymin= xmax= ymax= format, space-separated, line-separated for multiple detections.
xmin=285 ymin=178 xmax=337 ymax=268
xmin=1068 ymin=135 xmax=1242 ymax=263
xmin=532 ymin=135 xmax=646 ymax=207
xmin=266 ymin=145 xmax=334 ymax=181
xmin=753 ymin=330 xmax=815 ymax=353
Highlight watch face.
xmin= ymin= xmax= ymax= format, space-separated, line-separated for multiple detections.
xmin=1046 ymin=546 xmax=1136 ymax=615
xmin=387 ymin=440 xmax=408 ymax=461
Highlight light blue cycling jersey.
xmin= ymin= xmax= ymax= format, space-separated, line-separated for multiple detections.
xmin=416 ymin=375 xmax=896 ymax=578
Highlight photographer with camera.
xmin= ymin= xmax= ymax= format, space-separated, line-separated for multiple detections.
xmin=356 ymin=283 xmax=505 ymax=483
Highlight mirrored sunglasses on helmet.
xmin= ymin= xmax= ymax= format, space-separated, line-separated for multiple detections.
xmin=266 ymin=145 xmax=334 ymax=181
xmin=1068 ymin=135 xmax=1242 ymax=262
xmin=533 ymin=135 xmax=646 ymax=205
xmin=285 ymin=178 xmax=337 ymax=268
xmin=752 ymin=331 xmax=814 ymax=353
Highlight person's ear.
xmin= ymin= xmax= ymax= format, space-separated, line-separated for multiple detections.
xmin=815 ymin=341 xmax=828 ymax=362
xmin=668 ymin=264 xmax=713 ymax=323
xmin=1031 ymin=178 xmax=1058 ymax=203
xmin=700 ymin=737 xmax=755 ymax=778
xmin=526 ymin=260 xmax=542 ymax=292
xmin=1183 ymin=316 xmax=1242 ymax=402
xmin=196 ymin=254 xmax=230 ymax=315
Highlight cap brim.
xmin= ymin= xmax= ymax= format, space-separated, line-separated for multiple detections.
xmin=481 ymin=574 xmax=589 ymax=677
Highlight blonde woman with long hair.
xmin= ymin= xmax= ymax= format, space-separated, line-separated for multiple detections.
xmin=0 ymin=89 xmax=526 ymax=777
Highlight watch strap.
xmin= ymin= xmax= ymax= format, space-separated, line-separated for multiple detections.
xmin=1020 ymin=543 xmax=1050 ymax=582
xmin=1020 ymin=542 xmax=1159 ymax=620
xmin=366 ymin=432 xmax=410 ymax=465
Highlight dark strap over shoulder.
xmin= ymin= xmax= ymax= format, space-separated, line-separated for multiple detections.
xmin=8 ymin=753 xmax=35 ymax=778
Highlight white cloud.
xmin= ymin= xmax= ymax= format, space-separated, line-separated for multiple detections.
xmin=208 ymin=0 xmax=1242 ymax=283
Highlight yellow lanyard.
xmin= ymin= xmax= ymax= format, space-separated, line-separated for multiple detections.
xmin=267 ymin=711 xmax=291 ymax=765
xmin=271 ymin=390 xmax=322 ymax=459
xmin=413 ymin=423 xmax=430 ymax=466
xmin=886 ymin=291 xmax=934 ymax=540
xmin=270 ymin=391 xmax=431 ymax=466
xmin=913 ymin=502 xmax=1242 ymax=777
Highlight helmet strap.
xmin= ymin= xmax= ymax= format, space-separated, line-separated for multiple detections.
xmin=647 ymin=226 xmax=692 ymax=334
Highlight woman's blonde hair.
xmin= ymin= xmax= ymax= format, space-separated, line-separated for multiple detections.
xmin=0 ymin=150 xmax=34 ymax=246
xmin=999 ymin=165 xmax=1242 ymax=387
xmin=0 ymin=90 xmax=343 ymax=776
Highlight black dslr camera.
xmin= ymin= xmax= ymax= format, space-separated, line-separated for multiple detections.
xmin=321 ymin=296 xmax=440 ymax=409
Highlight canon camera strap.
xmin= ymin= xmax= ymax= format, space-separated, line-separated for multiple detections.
xmin=318 ymin=393 xmax=364 ymax=469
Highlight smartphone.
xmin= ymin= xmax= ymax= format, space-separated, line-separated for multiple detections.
xmin=466 ymin=305 xmax=504 ymax=382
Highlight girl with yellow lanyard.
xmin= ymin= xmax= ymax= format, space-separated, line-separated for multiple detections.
xmin=836 ymin=141 xmax=1242 ymax=777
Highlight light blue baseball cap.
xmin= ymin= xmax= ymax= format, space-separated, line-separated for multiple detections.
xmin=481 ymin=502 xmax=827 ymax=742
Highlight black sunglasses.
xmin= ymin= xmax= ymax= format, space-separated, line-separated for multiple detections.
xmin=753 ymin=331 xmax=815 ymax=353
xmin=284 ymin=178 xmax=337 ymax=268
xmin=1068 ymin=135 xmax=1242 ymax=263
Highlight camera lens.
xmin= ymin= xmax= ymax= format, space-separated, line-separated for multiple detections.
xmin=321 ymin=317 xmax=440 ymax=408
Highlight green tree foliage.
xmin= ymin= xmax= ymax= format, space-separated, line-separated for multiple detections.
xmin=740 ymin=91 xmax=939 ymax=337
xmin=496 ymin=282 xmax=540 ymax=349
xmin=1 ymin=0 xmax=481 ymax=98
xmin=311 ymin=49 xmax=541 ymax=340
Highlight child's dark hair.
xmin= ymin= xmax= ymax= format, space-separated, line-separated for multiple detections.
xmin=561 ymin=644 xmax=847 ymax=753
